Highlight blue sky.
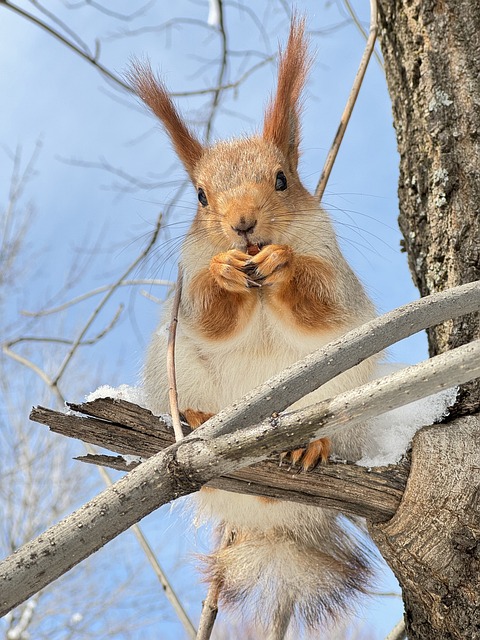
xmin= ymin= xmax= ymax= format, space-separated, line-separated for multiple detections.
xmin=0 ymin=0 xmax=423 ymax=637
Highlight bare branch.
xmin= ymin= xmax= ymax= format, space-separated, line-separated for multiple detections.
xmin=315 ymin=0 xmax=378 ymax=201
xmin=0 ymin=1 xmax=272 ymax=102
xmin=50 ymin=215 xmax=163 ymax=386
xmin=85 ymin=443 xmax=197 ymax=639
xmin=63 ymin=0 xmax=155 ymax=22
xmin=21 ymin=279 xmax=172 ymax=318
xmin=385 ymin=618 xmax=407 ymax=640
xmin=0 ymin=0 xmax=131 ymax=91
xmin=33 ymin=399 xmax=409 ymax=521
xmin=196 ymin=280 xmax=480 ymax=441
xmin=3 ymin=334 xmax=478 ymax=615
xmin=341 ymin=0 xmax=383 ymax=68
xmin=205 ymin=0 xmax=228 ymax=141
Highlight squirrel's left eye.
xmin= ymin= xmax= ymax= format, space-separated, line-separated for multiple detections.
xmin=275 ymin=171 xmax=287 ymax=191
xmin=198 ymin=187 xmax=208 ymax=207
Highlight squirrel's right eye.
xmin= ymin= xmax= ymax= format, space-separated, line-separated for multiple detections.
xmin=198 ymin=187 xmax=208 ymax=207
xmin=275 ymin=171 xmax=287 ymax=191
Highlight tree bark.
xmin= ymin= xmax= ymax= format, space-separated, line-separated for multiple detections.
xmin=377 ymin=0 xmax=480 ymax=414
xmin=31 ymin=399 xmax=410 ymax=522
xmin=375 ymin=2 xmax=480 ymax=637
xmin=369 ymin=417 xmax=480 ymax=640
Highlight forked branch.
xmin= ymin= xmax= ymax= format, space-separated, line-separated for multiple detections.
xmin=0 ymin=282 xmax=479 ymax=616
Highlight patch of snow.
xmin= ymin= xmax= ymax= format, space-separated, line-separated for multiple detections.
xmin=358 ymin=363 xmax=458 ymax=467
xmin=122 ymin=455 xmax=145 ymax=466
xmin=85 ymin=384 xmax=146 ymax=407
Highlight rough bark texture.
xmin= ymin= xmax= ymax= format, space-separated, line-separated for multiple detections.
xmin=375 ymin=2 xmax=480 ymax=637
xmin=31 ymin=399 xmax=409 ymax=522
xmin=369 ymin=418 xmax=480 ymax=640
xmin=377 ymin=0 xmax=480 ymax=415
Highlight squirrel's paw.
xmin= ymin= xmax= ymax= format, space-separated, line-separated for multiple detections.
xmin=244 ymin=244 xmax=293 ymax=286
xmin=210 ymin=250 xmax=260 ymax=292
xmin=281 ymin=437 xmax=331 ymax=471
xmin=181 ymin=408 xmax=215 ymax=429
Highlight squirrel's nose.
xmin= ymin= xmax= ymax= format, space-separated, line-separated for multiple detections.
xmin=231 ymin=217 xmax=257 ymax=236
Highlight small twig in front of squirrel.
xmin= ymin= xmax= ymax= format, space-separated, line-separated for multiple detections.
xmin=315 ymin=0 xmax=378 ymax=202
xmin=167 ymin=266 xmax=185 ymax=443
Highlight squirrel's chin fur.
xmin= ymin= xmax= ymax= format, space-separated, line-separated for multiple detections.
xmin=137 ymin=15 xmax=379 ymax=639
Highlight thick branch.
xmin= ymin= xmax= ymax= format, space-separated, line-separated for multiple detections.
xmin=188 ymin=281 xmax=480 ymax=440
xmin=3 ymin=286 xmax=479 ymax=616
xmin=3 ymin=338 xmax=476 ymax=616
xmin=32 ymin=399 xmax=408 ymax=522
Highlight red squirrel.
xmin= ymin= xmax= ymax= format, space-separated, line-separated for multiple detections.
xmin=131 ymin=17 xmax=377 ymax=638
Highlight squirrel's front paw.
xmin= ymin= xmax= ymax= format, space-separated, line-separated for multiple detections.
xmin=281 ymin=437 xmax=331 ymax=471
xmin=243 ymin=244 xmax=293 ymax=286
xmin=210 ymin=250 xmax=261 ymax=292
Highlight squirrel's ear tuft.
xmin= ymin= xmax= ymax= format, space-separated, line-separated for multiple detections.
xmin=127 ymin=59 xmax=204 ymax=180
xmin=262 ymin=16 xmax=311 ymax=172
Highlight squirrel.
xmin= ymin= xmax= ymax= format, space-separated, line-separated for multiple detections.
xmin=130 ymin=17 xmax=378 ymax=639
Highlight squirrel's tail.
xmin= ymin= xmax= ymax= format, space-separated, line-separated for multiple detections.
xmin=203 ymin=513 xmax=373 ymax=638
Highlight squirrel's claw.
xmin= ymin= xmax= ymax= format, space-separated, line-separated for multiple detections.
xmin=280 ymin=438 xmax=331 ymax=472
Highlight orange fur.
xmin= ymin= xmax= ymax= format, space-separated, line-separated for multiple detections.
xmin=127 ymin=59 xmax=203 ymax=179
xmin=188 ymin=265 xmax=256 ymax=340
xmin=266 ymin=253 xmax=346 ymax=333
xmin=287 ymin=437 xmax=331 ymax=471
xmin=262 ymin=16 xmax=311 ymax=171
xmin=182 ymin=409 xmax=214 ymax=429
xmin=187 ymin=246 xmax=343 ymax=340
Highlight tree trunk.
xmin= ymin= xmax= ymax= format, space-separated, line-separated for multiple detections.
xmin=374 ymin=2 xmax=480 ymax=638
xmin=377 ymin=0 xmax=480 ymax=414
xmin=369 ymin=417 xmax=480 ymax=640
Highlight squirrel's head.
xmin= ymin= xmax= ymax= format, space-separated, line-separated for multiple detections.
xmin=129 ymin=17 xmax=313 ymax=252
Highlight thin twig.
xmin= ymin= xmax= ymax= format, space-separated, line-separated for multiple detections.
xmin=205 ymin=0 xmax=228 ymax=142
xmin=171 ymin=55 xmax=274 ymax=98
xmin=196 ymin=527 xmax=233 ymax=640
xmin=315 ymin=0 xmax=378 ymax=201
xmin=196 ymin=587 xmax=219 ymax=640
xmin=50 ymin=215 xmax=163 ymax=387
xmin=0 ymin=0 xmax=131 ymax=91
xmin=341 ymin=0 xmax=383 ymax=68
xmin=21 ymin=279 xmax=172 ymax=317
xmin=0 ymin=1 xmax=271 ymax=100
xmin=385 ymin=618 xmax=407 ymax=640
xmin=167 ymin=267 xmax=184 ymax=442
xmin=88 ymin=443 xmax=197 ymax=639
